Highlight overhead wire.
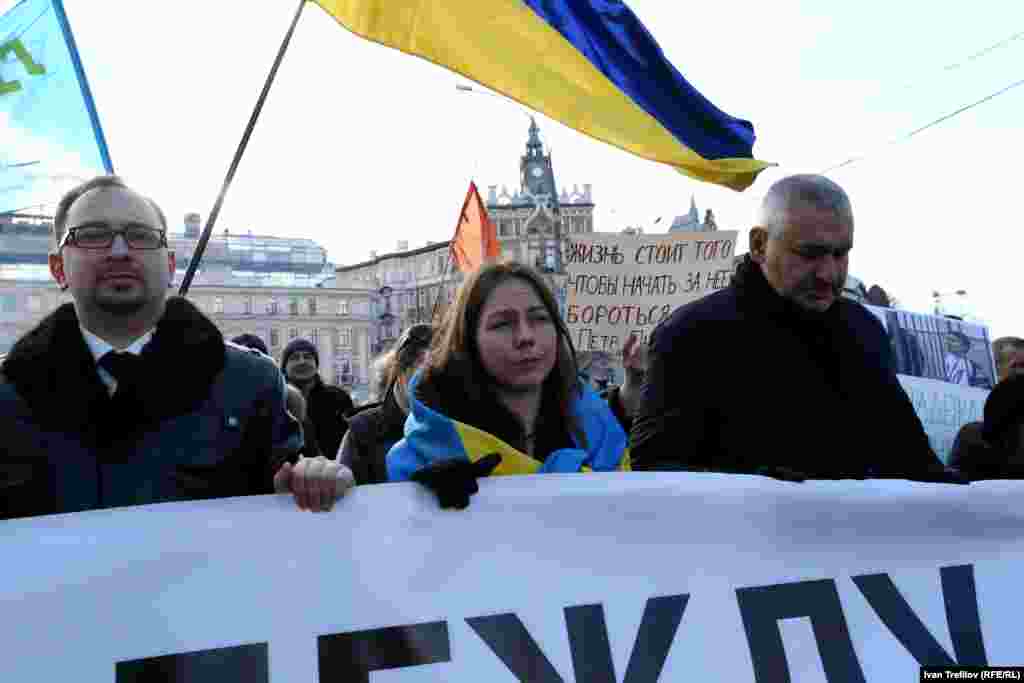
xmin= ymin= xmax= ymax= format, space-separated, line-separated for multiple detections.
xmin=822 ymin=76 xmax=1024 ymax=173
xmin=815 ymin=28 xmax=1023 ymax=173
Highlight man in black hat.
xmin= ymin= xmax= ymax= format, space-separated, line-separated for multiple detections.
xmin=282 ymin=337 xmax=354 ymax=459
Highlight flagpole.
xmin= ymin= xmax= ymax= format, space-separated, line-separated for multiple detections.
xmin=431 ymin=244 xmax=455 ymax=322
xmin=179 ymin=0 xmax=306 ymax=296
xmin=52 ymin=0 xmax=114 ymax=173
xmin=431 ymin=178 xmax=491 ymax=321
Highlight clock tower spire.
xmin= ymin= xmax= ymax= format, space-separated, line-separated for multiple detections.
xmin=520 ymin=117 xmax=557 ymax=199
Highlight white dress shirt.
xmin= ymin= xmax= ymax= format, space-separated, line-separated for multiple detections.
xmin=79 ymin=325 xmax=154 ymax=396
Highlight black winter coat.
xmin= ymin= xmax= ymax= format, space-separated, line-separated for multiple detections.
xmin=949 ymin=422 xmax=1024 ymax=480
xmin=0 ymin=298 xmax=302 ymax=520
xmin=630 ymin=257 xmax=948 ymax=479
xmin=305 ymin=377 xmax=354 ymax=459
xmin=337 ymin=393 xmax=406 ymax=485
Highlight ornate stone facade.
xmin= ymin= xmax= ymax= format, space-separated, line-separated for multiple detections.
xmin=485 ymin=118 xmax=595 ymax=270
xmin=332 ymin=119 xmax=594 ymax=398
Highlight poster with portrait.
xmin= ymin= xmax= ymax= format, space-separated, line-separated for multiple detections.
xmin=866 ymin=306 xmax=995 ymax=462
xmin=873 ymin=308 xmax=996 ymax=389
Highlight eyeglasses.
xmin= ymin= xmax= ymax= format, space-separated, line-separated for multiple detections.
xmin=60 ymin=224 xmax=168 ymax=251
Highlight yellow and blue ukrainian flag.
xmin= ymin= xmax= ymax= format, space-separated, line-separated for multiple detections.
xmin=1 ymin=0 xmax=113 ymax=215
xmin=311 ymin=0 xmax=771 ymax=191
xmin=387 ymin=371 xmax=630 ymax=482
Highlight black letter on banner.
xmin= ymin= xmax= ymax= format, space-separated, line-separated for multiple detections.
xmin=852 ymin=564 xmax=988 ymax=665
xmin=620 ymin=594 xmax=689 ymax=682
xmin=318 ymin=621 xmax=450 ymax=682
xmin=117 ymin=643 xmax=268 ymax=682
xmin=564 ymin=605 xmax=616 ymax=683
xmin=736 ymin=579 xmax=866 ymax=683
xmin=471 ymin=596 xmax=688 ymax=683
xmin=467 ymin=613 xmax=563 ymax=682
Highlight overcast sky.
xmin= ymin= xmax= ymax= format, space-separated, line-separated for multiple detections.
xmin=7 ymin=0 xmax=1024 ymax=336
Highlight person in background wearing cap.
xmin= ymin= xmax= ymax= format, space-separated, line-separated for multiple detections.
xmin=282 ymin=337 xmax=354 ymax=462
xmin=232 ymin=333 xmax=322 ymax=459
xmin=949 ymin=375 xmax=1024 ymax=479
xmin=338 ymin=323 xmax=433 ymax=484
xmin=0 ymin=176 xmax=351 ymax=519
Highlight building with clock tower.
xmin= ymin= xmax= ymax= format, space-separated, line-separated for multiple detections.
xmin=485 ymin=118 xmax=595 ymax=272
xmin=326 ymin=119 xmax=596 ymax=397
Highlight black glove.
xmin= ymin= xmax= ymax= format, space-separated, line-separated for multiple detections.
xmin=754 ymin=465 xmax=808 ymax=483
xmin=410 ymin=453 xmax=503 ymax=509
xmin=904 ymin=465 xmax=971 ymax=485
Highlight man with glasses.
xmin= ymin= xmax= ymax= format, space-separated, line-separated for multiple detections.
xmin=0 ymin=175 xmax=352 ymax=519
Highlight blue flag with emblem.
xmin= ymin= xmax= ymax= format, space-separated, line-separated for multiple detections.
xmin=1 ymin=0 xmax=112 ymax=216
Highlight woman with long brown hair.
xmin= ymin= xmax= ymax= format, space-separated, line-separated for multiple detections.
xmin=387 ymin=262 xmax=632 ymax=508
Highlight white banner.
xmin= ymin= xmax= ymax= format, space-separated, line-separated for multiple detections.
xmin=2 ymin=474 xmax=1022 ymax=681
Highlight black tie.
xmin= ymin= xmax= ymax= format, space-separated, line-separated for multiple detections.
xmin=96 ymin=352 xmax=148 ymax=460
xmin=99 ymin=351 xmax=145 ymax=399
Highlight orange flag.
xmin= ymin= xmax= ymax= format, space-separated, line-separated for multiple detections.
xmin=450 ymin=181 xmax=500 ymax=273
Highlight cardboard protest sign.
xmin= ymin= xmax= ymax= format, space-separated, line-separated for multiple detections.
xmin=562 ymin=230 xmax=738 ymax=354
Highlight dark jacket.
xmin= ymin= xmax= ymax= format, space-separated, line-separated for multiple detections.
xmin=630 ymin=257 xmax=947 ymax=479
xmin=948 ymin=436 xmax=1024 ymax=480
xmin=297 ymin=415 xmax=324 ymax=460
xmin=0 ymin=297 xmax=302 ymax=520
xmin=949 ymin=377 xmax=1024 ymax=479
xmin=338 ymin=393 xmax=406 ymax=485
xmin=947 ymin=422 xmax=1008 ymax=479
xmin=304 ymin=377 xmax=354 ymax=459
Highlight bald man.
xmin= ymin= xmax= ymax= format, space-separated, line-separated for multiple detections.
xmin=630 ymin=174 xmax=958 ymax=482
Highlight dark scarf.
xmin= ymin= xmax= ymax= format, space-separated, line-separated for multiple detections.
xmin=732 ymin=255 xmax=851 ymax=395
xmin=732 ymin=255 xmax=843 ymax=328
xmin=2 ymin=297 xmax=226 ymax=457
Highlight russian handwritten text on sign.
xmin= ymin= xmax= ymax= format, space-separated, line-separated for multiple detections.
xmin=562 ymin=231 xmax=738 ymax=352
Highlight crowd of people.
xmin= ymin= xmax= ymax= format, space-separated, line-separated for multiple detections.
xmin=2 ymin=172 xmax=1021 ymax=520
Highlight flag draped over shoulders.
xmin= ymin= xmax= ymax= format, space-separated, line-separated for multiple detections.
xmin=310 ymin=0 xmax=771 ymax=191
xmin=1 ymin=0 xmax=112 ymax=215
xmin=387 ymin=371 xmax=630 ymax=482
